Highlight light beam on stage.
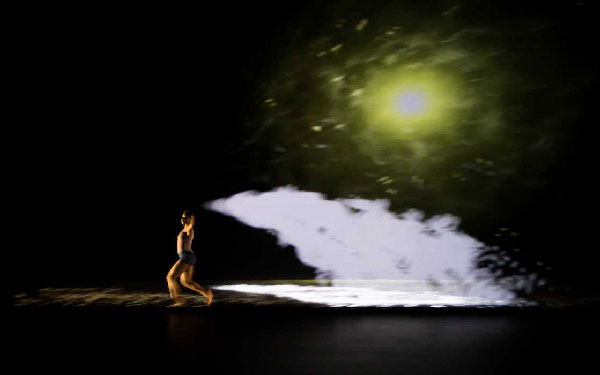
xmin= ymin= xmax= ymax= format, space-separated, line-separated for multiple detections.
xmin=212 ymin=281 xmax=525 ymax=308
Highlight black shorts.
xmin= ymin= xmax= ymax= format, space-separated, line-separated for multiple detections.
xmin=178 ymin=251 xmax=196 ymax=266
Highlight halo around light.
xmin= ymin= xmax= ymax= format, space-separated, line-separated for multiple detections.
xmin=360 ymin=69 xmax=462 ymax=134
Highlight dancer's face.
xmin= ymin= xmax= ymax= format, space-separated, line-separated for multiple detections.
xmin=181 ymin=214 xmax=194 ymax=226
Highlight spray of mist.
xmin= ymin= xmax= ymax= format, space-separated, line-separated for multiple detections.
xmin=205 ymin=186 xmax=527 ymax=306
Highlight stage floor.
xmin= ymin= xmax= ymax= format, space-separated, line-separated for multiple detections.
xmin=11 ymin=282 xmax=598 ymax=309
xmin=8 ymin=285 xmax=600 ymax=374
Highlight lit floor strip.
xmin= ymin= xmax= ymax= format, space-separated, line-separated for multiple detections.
xmin=213 ymin=284 xmax=520 ymax=307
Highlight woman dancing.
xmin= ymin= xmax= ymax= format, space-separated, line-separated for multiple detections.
xmin=166 ymin=210 xmax=213 ymax=306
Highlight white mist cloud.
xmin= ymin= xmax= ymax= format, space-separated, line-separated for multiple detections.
xmin=205 ymin=186 xmax=517 ymax=302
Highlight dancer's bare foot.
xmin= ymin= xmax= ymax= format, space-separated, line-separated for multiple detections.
xmin=168 ymin=297 xmax=186 ymax=307
xmin=206 ymin=289 xmax=213 ymax=305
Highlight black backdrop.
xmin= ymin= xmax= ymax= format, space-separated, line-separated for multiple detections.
xmin=7 ymin=1 xmax=600 ymax=299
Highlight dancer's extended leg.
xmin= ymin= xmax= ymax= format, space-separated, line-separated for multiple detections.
xmin=181 ymin=266 xmax=213 ymax=305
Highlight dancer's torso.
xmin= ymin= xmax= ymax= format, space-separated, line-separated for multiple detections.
xmin=177 ymin=229 xmax=194 ymax=253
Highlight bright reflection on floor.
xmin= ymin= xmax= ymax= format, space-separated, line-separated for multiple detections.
xmin=213 ymin=281 xmax=521 ymax=307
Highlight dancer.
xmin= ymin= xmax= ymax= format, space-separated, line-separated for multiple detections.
xmin=166 ymin=210 xmax=213 ymax=306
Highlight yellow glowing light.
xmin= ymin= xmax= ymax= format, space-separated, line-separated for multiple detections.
xmin=394 ymin=91 xmax=427 ymax=115
xmin=361 ymin=69 xmax=461 ymax=134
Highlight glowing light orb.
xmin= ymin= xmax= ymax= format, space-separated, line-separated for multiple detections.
xmin=394 ymin=91 xmax=427 ymax=115
xmin=360 ymin=69 xmax=462 ymax=134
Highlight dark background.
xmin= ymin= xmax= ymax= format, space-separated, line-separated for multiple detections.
xmin=11 ymin=1 xmax=323 ymax=291
xmin=8 ymin=0 xmax=600 ymax=298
